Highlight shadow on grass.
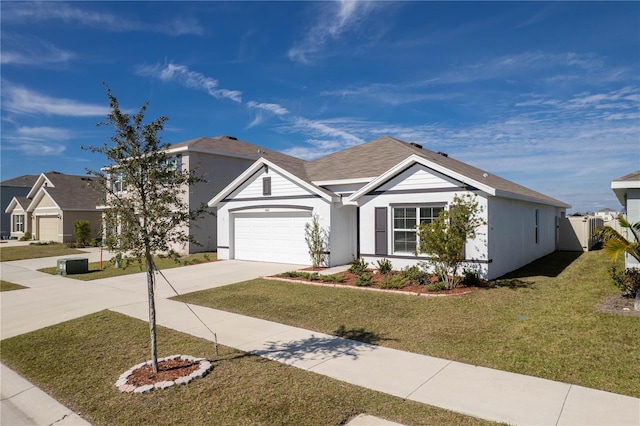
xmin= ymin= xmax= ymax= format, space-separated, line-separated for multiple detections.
xmin=491 ymin=278 xmax=533 ymax=290
xmin=249 ymin=328 xmax=392 ymax=364
xmin=497 ymin=251 xmax=584 ymax=280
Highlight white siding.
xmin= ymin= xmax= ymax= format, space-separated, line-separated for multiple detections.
xmin=229 ymin=168 xmax=310 ymax=199
xmin=377 ymin=164 xmax=459 ymax=192
xmin=625 ymin=188 xmax=640 ymax=268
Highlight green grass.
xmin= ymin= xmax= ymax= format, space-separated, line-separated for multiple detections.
xmin=0 ymin=311 xmax=493 ymax=426
xmin=0 ymin=280 xmax=27 ymax=291
xmin=174 ymin=250 xmax=640 ymax=398
xmin=37 ymin=252 xmax=217 ymax=280
xmin=0 ymin=243 xmax=86 ymax=262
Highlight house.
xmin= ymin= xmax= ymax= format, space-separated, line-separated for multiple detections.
xmin=104 ymin=135 xmax=304 ymax=254
xmin=5 ymin=171 xmax=104 ymax=243
xmin=0 ymin=174 xmax=38 ymax=239
xmin=611 ymin=170 xmax=640 ymax=269
xmin=595 ymin=208 xmax=618 ymax=222
xmin=209 ymin=136 xmax=570 ymax=280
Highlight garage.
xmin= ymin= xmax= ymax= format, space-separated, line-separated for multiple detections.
xmin=233 ymin=211 xmax=311 ymax=265
xmin=37 ymin=216 xmax=59 ymax=242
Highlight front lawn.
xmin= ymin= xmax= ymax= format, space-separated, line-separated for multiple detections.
xmin=0 ymin=311 xmax=492 ymax=426
xmin=174 ymin=250 xmax=640 ymax=398
xmin=0 ymin=243 xmax=86 ymax=261
xmin=0 ymin=280 xmax=27 ymax=291
xmin=37 ymin=252 xmax=217 ymax=280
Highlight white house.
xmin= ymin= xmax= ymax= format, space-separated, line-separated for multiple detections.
xmin=595 ymin=208 xmax=618 ymax=221
xmin=611 ymin=170 xmax=640 ymax=269
xmin=209 ymin=136 xmax=570 ymax=280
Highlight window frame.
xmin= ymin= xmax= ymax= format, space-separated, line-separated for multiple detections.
xmin=13 ymin=214 xmax=25 ymax=232
xmin=391 ymin=204 xmax=445 ymax=254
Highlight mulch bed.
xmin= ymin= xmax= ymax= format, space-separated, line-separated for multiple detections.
xmin=596 ymin=294 xmax=640 ymax=317
xmin=126 ymin=359 xmax=200 ymax=386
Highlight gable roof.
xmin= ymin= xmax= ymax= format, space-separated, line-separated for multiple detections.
xmin=1 ymin=174 xmax=39 ymax=188
xmin=307 ymin=136 xmax=569 ymax=208
xmin=611 ymin=170 xmax=640 ymax=205
xmin=4 ymin=196 xmax=31 ymax=214
xmin=25 ymin=172 xmax=105 ymax=211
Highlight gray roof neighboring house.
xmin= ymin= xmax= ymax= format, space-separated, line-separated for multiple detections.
xmin=1 ymin=175 xmax=39 ymax=188
xmin=25 ymin=172 xmax=105 ymax=211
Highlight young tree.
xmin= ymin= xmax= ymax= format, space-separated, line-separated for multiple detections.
xmin=305 ymin=214 xmax=328 ymax=269
xmin=83 ymin=85 xmax=208 ymax=372
xmin=416 ymin=194 xmax=486 ymax=289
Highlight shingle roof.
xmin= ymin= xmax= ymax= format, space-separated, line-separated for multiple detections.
xmin=1 ymin=174 xmax=39 ymax=187
xmin=305 ymin=136 xmax=569 ymax=208
xmin=40 ymin=172 xmax=105 ymax=210
xmin=613 ymin=170 xmax=640 ymax=183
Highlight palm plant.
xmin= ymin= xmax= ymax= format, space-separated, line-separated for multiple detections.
xmin=593 ymin=214 xmax=640 ymax=263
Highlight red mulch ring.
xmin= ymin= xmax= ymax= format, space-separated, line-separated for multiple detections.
xmin=126 ymin=359 xmax=200 ymax=386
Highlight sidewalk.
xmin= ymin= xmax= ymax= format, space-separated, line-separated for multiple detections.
xmin=2 ymin=254 xmax=639 ymax=425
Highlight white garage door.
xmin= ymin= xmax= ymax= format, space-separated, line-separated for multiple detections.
xmin=38 ymin=216 xmax=59 ymax=242
xmin=234 ymin=212 xmax=311 ymax=265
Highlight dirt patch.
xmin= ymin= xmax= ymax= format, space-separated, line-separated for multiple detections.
xmin=126 ymin=359 xmax=201 ymax=387
xmin=596 ymin=294 xmax=640 ymax=317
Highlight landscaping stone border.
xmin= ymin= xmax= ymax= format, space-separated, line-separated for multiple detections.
xmin=115 ymin=354 xmax=212 ymax=393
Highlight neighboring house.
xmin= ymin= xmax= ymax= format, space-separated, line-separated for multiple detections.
xmin=611 ymin=170 xmax=640 ymax=269
xmin=595 ymin=208 xmax=618 ymax=221
xmin=0 ymin=175 xmax=38 ymax=239
xmin=105 ymin=135 xmax=303 ymax=254
xmin=209 ymin=136 xmax=570 ymax=280
xmin=5 ymin=171 xmax=104 ymax=243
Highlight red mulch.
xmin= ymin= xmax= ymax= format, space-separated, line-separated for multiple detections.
xmin=126 ymin=359 xmax=200 ymax=386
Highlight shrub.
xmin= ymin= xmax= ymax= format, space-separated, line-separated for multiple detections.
xmin=376 ymin=258 xmax=393 ymax=275
xmin=380 ymin=274 xmax=406 ymax=289
xmin=462 ymin=269 xmax=480 ymax=286
xmin=355 ymin=271 xmax=373 ymax=287
xmin=349 ymin=257 xmax=369 ymax=275
xmin=609 ymin=266 xmax=640 ymax=297
xmin=74 ymin=220 xmax=91 ymax=247
xmin=19 ymin=231 xmax=32 ymax=241
xmin=304 ymin=214 xmax=328 ymax=269
xmin=401 ymin=265 xmax=428 ymax=285
xmin=426 ymin=282 xmax=447 ymax=292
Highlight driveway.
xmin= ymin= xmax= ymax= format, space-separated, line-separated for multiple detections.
xmin=0 ymin=257 xmax=302 ymax=339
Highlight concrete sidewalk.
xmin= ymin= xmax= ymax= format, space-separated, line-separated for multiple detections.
xmin=2 ymin=254 xmax=639 ymax=425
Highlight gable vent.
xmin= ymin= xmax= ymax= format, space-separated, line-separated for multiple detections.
xmin=226 ymin=136 xmax=238 ymax=140
xmin=409 ymin=142 xmax=423 ymax=149
xmin=437 ymin=152 xmax=448 ymax=157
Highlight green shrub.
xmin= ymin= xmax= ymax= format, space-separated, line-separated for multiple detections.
xmin=376 ymin=258 xmax=393 ymax=275
xmin=317 ymin=273 xmax=345 ymax=283
xmin=609 ymin=266 xmax=640 ymax=297
xmin=426 ymin=282 xmax=447 ymax=292
xmin=19 ymin=231 xmax=32 ymax=241
xmin=276 ymin=271 xmax=344 ymax=283
xmin=380 ymin=274 xmax=406 ymax=289
xmin=401 ymin=265 xmax=428 ymax=285
xmin=462 ymin=269 xmax=480 ymax=286
xmin=349 ymin=257 xmax=369 ymax=275
xmin=74 ymin=220 xmax=91 ymax=247
xmin=355 ymin=272 xmax=373 ymax=287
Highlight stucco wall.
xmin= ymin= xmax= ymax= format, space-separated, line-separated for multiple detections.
xmin=625 ymin=188 xmax=640 ymax=268
xmin=62 ymin=211 xmax=103 ymax=243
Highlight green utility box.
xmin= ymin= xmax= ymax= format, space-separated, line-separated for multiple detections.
xmin=57 ymin=258 xmax=89 ymax=275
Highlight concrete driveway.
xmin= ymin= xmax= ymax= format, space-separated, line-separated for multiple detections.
xmin=1 ymin=256 xmax=302 ymax=339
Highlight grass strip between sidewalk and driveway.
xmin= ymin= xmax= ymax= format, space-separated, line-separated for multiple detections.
xmin=37 ymin=252 xmax=217 ymax=280
xmin=174 ymin=250 xmax=640 ymax=399
xmin=0 ymin=280 xmax=27 ymax=291
xmin=0 ymin=310 xmax=495 ymax=426
xmin=0 ymin=243 xmax=86 ymax=262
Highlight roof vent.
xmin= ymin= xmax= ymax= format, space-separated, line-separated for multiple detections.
xmin=409 ymin=142 xmax=423 ymax=149
xmin=226 ymin=136 xmax=238 ymax=140
xmin=437 ymin=152 xmax=448 ymax=157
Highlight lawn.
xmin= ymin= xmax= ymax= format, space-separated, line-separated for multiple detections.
xmin=0 ymin=280 xmax=27 ymax=291
xmin=37 ymin=252 xmax=217 ymax=280
xmin=174 ymin=250 xmax=640 ymax=398
xmin=0 ymin=243 xmax=86 ymax=261
xmin=0 ymin=311 xmax=493 ymax=426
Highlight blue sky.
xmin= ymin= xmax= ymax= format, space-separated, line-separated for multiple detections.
xmin=1 ymin=1 xmax=638 ymax=213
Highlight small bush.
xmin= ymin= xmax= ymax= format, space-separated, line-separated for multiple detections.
xmin=74 ymin=220 xmax=92 ymax=247
xmin=355 ymin=271 xmax=373 ymax=287
xmin=380 ymin=274 xmax=406 ymax=289
xmin=349 ymin=257 xmax=369 ymax=275
xmin=317 ymin=273 xmax=345 ymax=283
xmin=90 ymin=238 xmax=101 ymax=247
xmin=376 ymin=258 xmax=393 ymax=275
xmin=462 ymin=269 xmax=480 ymax=286
xmin=276 ymin=271 xmax=344 ymax=283
xmin=19 ymin=231 xmax=32 ymax=241
xmin=401 ymin=265 xmax=428 ymax=285
xmin=426 ymin=282 xmax=447 ymax=292
xmin=610 ymin=266 xmax=640 ymax=297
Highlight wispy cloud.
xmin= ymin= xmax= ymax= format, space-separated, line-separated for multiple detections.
xmin=1 ymin=35 xmax=75 ymax=66
xmin=2 ymin=2 xmax=204 ymax=36
xmin=288 ymin=1 xmax=385 ymax=64
xmin=137 ymin=63 xmax=242 ymax=103
xmin=2 ymin=85 xmax=110 ymax=117
xmin=2 ymin=126 xmax=72 ymax=156
xmin=247 ymin=101 xmax=289 ymax=116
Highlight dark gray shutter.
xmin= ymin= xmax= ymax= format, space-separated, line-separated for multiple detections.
xmin=263 ymin=177 xmax=271 ymax=196
xmin=375 ymin=207 xmax=387 ymax=256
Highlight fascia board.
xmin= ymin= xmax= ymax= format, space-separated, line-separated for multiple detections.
xmin=312 ymin=177 xmax=376 ymax=186
xmin=612 ymin=180 xmax=640 ymax=189
xmin=494 ymin=189 xmax=571 ymax=209
xmin=26 ymin=173 xmax=50 ymax=199
xmin=5 ymin=197 xmax=19 ymax=213
xmin=346 ymin=155 xmax=496 ymax=204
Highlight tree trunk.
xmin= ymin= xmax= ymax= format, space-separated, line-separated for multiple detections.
xmin=146 ymin=253 xmax=158 ymax=373
xmin=635 ymin=289 xmax=640 ymax=312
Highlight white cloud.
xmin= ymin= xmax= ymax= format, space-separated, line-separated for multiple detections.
xmin=1 ymin=36 xmax=75 ymax=66
xmin=288 ymin=1 xmax=383 ymax=64
xmin=247 ymin=101 xmax=289 ymax=116
xmin=15 ymin=126 xmax=73 ymax=140
xmin=2 ymin=126 xmax=71 ymax=156
xmin=137 ymin=63 xmax=242 ymax=103
xmin=2 ymin=85 xmax=109 ymax=117
xmin=2 ymin=2 xmax=204 ymax=36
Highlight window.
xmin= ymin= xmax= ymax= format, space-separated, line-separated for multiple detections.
xmin=392 ymin=205 xmax=444 ymax=253
xmin=13 ymin=214 xmax=24 ymax=232
xmin=111 ymin=171 xmax=126 ymax=192
xmin=263 ymin=177 xmax=271 ymax=196
xmin=535 ymin=209 xmax=540 ymax=244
